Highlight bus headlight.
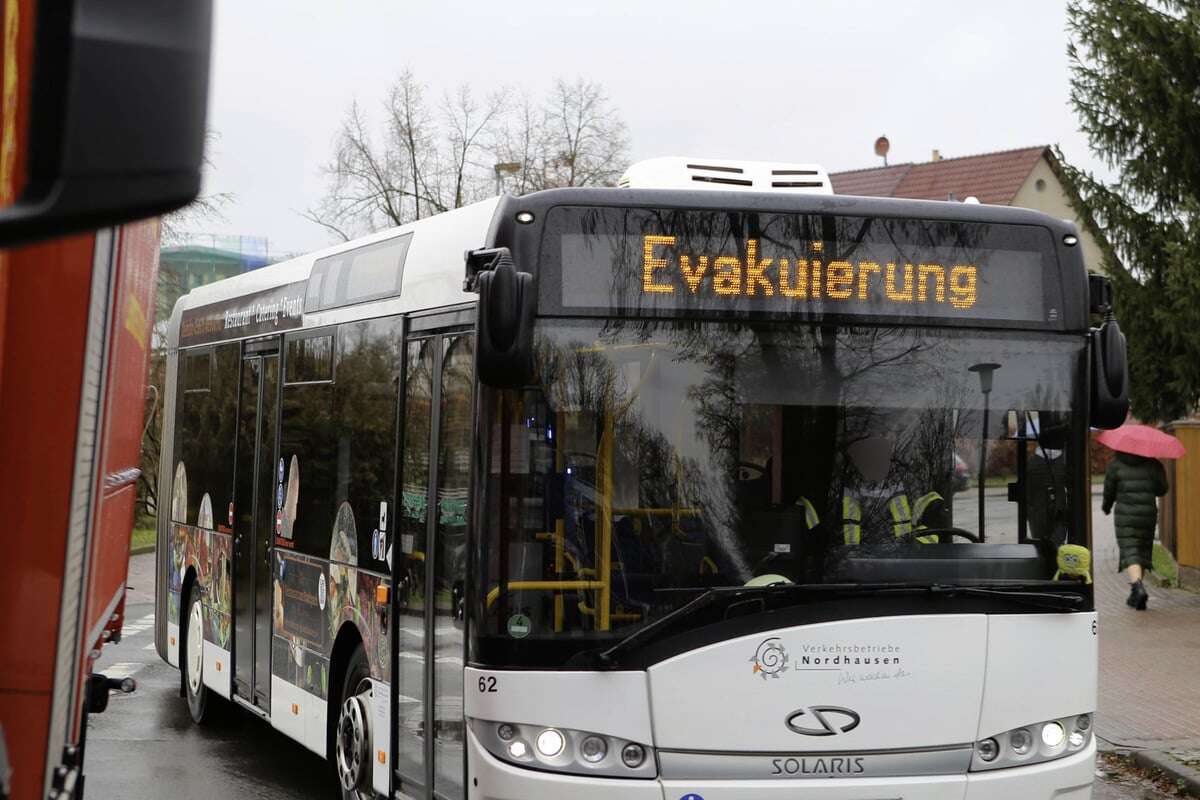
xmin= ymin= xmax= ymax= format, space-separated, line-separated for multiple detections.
xmin=1040 ymin=721 xmax=1066 ymax=748
xmin=579 ymin=735 xmax=607 ymax=763
xmin=470 ymin=719 xmax=657 ymax=779
xmin=535 ymin=728 xmax=565 ymax=758
xmin=970 ymin=713 xmax=1093 ymax=772
xmin=620 ymin=742 xmax=646 ymax=768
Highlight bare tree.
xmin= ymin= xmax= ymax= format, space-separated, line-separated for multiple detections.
xmin=161 ymin=129 xmax=232 ymax=245
xmin=493 ymin=78 xmax=629 ymax=193
xmin=305 ymin=72 xmax=630 ymax=239
xmin=386 ymin=70 xmax=437 ymax=221
xmin=540 ymin=78 xmax=629 ymax=189
xmin=303 ymin=99 xmax=410 ymax=241
xmin=441 ymin=83 xmax=508 ymax=210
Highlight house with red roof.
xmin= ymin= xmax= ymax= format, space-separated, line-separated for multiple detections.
xmin=830 ymin=146 xmax=1107 ymax=275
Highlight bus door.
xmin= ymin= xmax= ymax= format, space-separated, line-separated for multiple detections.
xmin=392 ymin=312 xmax=474 ymax=800
xmin=233 ymin=338 xmax=280 ymax=709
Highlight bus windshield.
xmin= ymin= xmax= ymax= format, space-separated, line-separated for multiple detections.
xmin=473 ymin=319 xmax=1086 ymax=666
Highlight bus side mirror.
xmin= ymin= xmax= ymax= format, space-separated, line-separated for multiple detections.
xmin=0 ymin=1 xmax=212 ymax=248
xmin=475 ymin=251 xmax=535 ymax=388
xmin=1090 ymin=318 xmax=1129 ymax=429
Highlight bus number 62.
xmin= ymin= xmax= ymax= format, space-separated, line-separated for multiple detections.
xmin=479 ymin=676 xmax=498 ymax=693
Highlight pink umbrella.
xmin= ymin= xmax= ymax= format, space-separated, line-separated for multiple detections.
xmin=1097 ymin=424 xmax=1187 ymax=460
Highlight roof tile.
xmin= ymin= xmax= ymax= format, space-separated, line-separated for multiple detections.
xmin=830 ymin=146 xmax=1048 ymax=205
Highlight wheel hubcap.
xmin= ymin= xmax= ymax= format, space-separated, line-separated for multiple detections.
xmin=336 ymin=680 xmax=372 ymax=793
xmin=187 ymin=599 xmax=203 ymax=695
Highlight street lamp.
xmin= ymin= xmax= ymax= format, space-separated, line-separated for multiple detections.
xmin=494 ymin=162 xmax=521 ymax=196
xmin=968 ymin=363 xmax=1001 ymax=542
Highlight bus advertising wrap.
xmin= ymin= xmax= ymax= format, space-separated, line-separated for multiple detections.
xmin=179 ymin=281 xmax=307 ymax=347
xmin=543 ymin=207 xmax=1062 ymax=325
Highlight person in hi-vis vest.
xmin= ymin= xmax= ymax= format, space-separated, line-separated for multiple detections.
xmin=840 ymin=434 xmax=943 ymax=545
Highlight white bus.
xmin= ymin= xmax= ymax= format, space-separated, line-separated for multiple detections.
xmin=156 ymin=157 xmax=1128 ymax=800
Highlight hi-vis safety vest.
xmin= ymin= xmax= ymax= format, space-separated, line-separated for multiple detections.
xmin=798 ymin=497 xmax=820 ymax=530
xmin=842 ymin=496 xmax=863 ymax=545
xmin=911 ymin=492 xmax=945 ymax=544
xmin=843 ymin=491 xmax=945 ymax=545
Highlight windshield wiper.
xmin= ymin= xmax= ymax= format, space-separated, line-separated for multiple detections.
xmin=593 ymin=582 xmax=1084 ymax=666
xmin=921 ymin=584 xmax=1085 ymax=612
xmin=595 ymin=583 xmax=885 ymax=666
xmin=596 ymin=587 xmax=721 ymax=666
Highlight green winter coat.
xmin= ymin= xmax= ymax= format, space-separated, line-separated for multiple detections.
xmin=1102 ymin=452 xmax=1168 ymax=571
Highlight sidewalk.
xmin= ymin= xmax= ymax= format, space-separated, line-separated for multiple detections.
xmin=1092 ymin=489 xmax=1200 ymax=790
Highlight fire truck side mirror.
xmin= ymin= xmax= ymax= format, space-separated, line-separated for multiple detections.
xmin=0 ymin=0 xmax=213 ymax=248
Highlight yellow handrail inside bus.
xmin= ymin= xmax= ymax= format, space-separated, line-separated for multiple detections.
xmin=554 ymin=411 xmax=565 ymax=631
xmin=485 ymin=580 xmax=605 ymax=610
xmin=577 ymin=599 xmax=643 ymax=623
xmin=597 ymin=409 xmax=614 ymax=631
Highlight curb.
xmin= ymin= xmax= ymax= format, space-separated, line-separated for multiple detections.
xmin=1133 ymin=749 xmax=1200 ymax=797
xmin=129 ymin=544 xmax=156 ymax=556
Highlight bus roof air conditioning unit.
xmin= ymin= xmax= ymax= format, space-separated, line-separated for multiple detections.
xmin=617 ymin=157 xmax=832 ymax=194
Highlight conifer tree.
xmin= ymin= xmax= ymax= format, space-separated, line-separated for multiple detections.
xmin=1057 ymin=0 xmax=1200 ymax=422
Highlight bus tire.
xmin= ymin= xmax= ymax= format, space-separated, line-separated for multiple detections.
xmin=333 ymin=644 xmax=373 ymax=800
xmin=182 ymin=588 xmax=210 ymax=723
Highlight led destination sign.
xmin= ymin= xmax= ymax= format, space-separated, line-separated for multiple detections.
xmin=641 ymin=236 xmax=979 ymax=310
xmin=546 ymin=207 xmax=1059 ymax=324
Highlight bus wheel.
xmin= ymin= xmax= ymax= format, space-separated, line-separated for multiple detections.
xmin=334 ymin=646 xmax=373 ymax=800
xmin=183 ymin=589 xmax=209 ymax=723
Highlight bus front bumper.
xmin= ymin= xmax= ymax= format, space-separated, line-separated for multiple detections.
xmin=467 ymin=728 xmax=663 ymax=800
xmin=467 ymin=731 xmax=1096 ymax=800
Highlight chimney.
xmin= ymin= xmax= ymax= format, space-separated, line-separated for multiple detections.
xmin=931 ymin=149 xmax=942 ymax=162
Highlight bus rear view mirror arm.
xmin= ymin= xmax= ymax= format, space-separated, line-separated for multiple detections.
xmin=0 ymin=0 xmax=212 ymax=248
xmin=473 ymin=248 xmax=536 ymax=388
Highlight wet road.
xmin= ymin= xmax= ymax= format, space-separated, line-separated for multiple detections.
xmin=87 ymin=599 xmax=336 ymax=800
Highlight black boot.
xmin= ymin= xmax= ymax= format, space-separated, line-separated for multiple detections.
xmin=1132 ymin=580 xmax=1149 ymax=611
xmin=1127 ymin=582 xmax=1139 ymax=608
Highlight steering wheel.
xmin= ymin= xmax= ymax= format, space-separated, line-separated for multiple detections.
xmin=737 ymin=461 xmax=766 ymax=481
xmin=898 ymin=527 xmax=980 ymax=543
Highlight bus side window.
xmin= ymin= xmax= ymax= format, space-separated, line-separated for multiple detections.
xmin=334 ymin=318 xmax=402 ymax=569
xmin=173 ymin=344 xmax=238 ymax=529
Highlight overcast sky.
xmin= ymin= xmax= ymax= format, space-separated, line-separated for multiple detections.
xmin=201 ymin=0 xmax=1105 ymax=258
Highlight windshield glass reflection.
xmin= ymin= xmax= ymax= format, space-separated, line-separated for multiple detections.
xmin=475 ymin=320 xmax=1085 ymax=661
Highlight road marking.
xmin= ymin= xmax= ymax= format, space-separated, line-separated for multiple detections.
xmin=104 ymin=662 xmax=145 ymax=680
xmin=121 ymin=614 xmax=156 ymax=637
xmin=142 ymin=643 xmax=156 ymax=651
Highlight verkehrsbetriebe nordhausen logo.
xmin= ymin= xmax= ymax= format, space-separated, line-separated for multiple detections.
xmin=751 ymin=637 xmax=789 ymax=680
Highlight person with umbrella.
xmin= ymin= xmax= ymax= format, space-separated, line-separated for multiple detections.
xmin=1098 ymin=424 xmax=1185 ymax=610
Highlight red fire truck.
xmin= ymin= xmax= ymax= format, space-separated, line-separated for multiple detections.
xmin=0 ymin=3 xmax=212 ymax=798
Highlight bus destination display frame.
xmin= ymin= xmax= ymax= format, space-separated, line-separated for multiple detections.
xmin=537 ymin=205 xmax=1068 ymax=330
